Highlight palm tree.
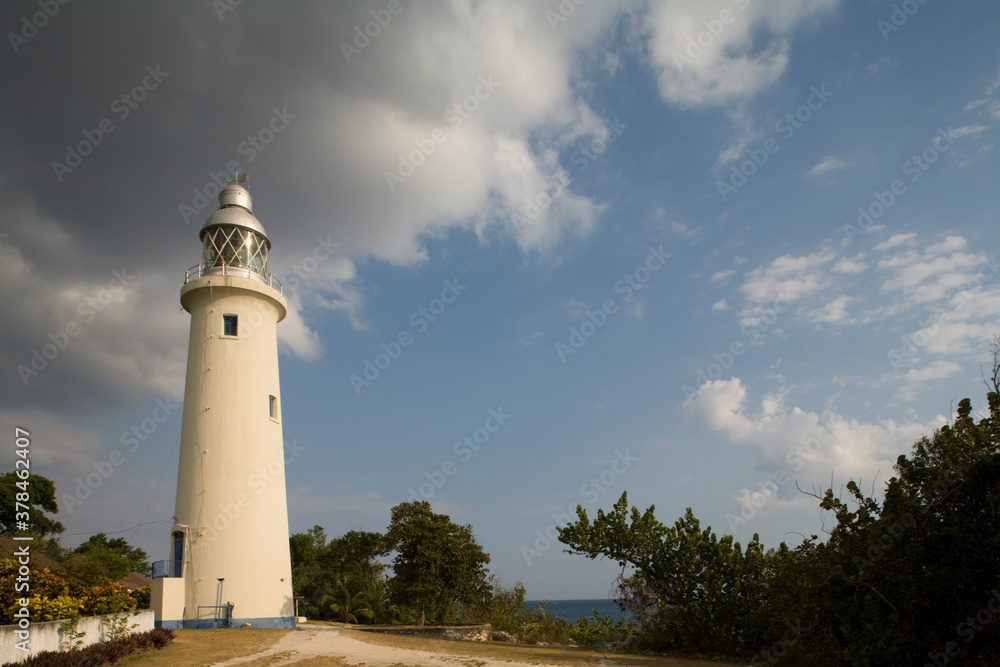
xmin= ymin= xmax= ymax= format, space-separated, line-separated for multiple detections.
xmin=322 ymin=575 xmax=375 ymax=624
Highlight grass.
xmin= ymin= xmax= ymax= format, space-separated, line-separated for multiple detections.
xmin=117 ymin=624 xmax=742 ymax=667
xmin=345 ymin=627 xmax=743 ymax=666
xmin=120 ymin=628 xmax=291 ymax=667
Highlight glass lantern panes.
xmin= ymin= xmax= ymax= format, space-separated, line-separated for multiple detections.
xmin=202 ymin=226 xmax=269 ymax=279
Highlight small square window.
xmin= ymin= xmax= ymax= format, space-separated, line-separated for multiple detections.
xmin=223 ymin=314 xmax=238 ymax=337
xmin=269 ymin=395 xmax=278 ymax=420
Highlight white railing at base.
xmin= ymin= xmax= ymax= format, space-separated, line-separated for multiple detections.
xmin=184 ymin=263 xmax=282 ymax=293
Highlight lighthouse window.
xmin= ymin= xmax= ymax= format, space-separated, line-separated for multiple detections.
xmin=223 ymin=314 xmax=238 ymax=337
xmin=269 ymin=395 xmax=278 ymax=420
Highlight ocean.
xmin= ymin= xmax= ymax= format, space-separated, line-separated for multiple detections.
xmin=524 ymin=599 xmax=629 ymax=625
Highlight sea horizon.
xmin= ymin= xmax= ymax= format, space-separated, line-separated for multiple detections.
xmin=524 ymin=598 xmax=629 ymax=625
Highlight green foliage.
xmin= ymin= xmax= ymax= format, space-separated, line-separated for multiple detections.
xmin=80 ymin=580 xmax=137 ymax=616
xmin=557 ymin=492 xmax=784 ymax=655
xmin=289 ymin=525 xmax=389 ymax=622
xmin=557 ymin=382 xmax=1000 ymax=665
xmin=322 ymin=575 xmax=376 ymax=624
xmin=101 ymin=610 xmax=141 ymax=641
xmin=130 ymin=584 xmax=151 ymax=609
xmin=472 ymin=574 xmax=526 ymax=635
xmin=66 ymin=533 xmax=150 ymax=581
xmin=0 ymin=557 xmax=138 ymax=624
xmin=519 ymin=600 xmax=571 ymax=644
xmin=59 ymin=616 xmax=87 ymax=652
xmin=385 ymin=501 xmax=491 ymax=626
xmin=0 ymin=473 xmax=65 ymax=536
xmin=570 ymin=609 xmax=634 ymax=647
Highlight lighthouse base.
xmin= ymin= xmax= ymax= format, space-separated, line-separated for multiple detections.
xmin=178 ymin=616 xmax=296 ymax=629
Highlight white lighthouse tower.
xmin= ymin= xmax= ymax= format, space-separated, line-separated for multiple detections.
xmin=152 ymin=181 xmax=294 ymax=629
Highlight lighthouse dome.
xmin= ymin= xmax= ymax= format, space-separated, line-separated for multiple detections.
xmin=200 ymin=183 xmax=269 ymax=244
xmin=195 ymin=182 xmax=273 ymax=282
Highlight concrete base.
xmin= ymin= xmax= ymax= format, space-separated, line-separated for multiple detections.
xmin=155 ymin=616 xmax=296 ymax=630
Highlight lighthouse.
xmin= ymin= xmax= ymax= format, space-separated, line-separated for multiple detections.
xmin=151 ymin=181 xmax=295 ymax=629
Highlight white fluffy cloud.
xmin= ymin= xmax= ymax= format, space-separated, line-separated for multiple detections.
xmin=644 ymin=0 xmax=839 ymax=108
xmin=685 ymin=377 xmax=943 ymax=492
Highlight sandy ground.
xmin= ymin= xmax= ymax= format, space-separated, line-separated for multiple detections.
xmin=209 ymin=624 xmax=550 ymax=667
xmin=205 ymin=624 xmax=739 ymax=667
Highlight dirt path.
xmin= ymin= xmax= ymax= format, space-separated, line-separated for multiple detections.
xmin=206 ymin=624 xmax=738 ymax=667
xmin=209 ymin=624 xmax=554 ymax=667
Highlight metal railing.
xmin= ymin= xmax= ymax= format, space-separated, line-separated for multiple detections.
xmin=197 ymin=603 xmax=234 ymax=627
xmin=151 ymin=559 xmax=183 ymax=579
xmin=184 ymin=263 xmax=283 ymax=293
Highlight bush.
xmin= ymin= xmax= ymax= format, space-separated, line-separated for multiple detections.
xmin=518 ymin=601 xmax=571 ymax=644
xmin=19 ymin=628 xmax=175 ymax=666
xmin=570 ymin=609 xmax=634 ymax=647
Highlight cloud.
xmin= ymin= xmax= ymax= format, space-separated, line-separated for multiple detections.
xmin=643 ymin=0 xmax=838 ymax=108
xmin=946 ymin=124 xmax=988 ymax=140
xmin=807 ymin=154 xmax=847 ymax=176
xmin=739 ymin=249 xmax=836 ymax=304
xmin=1 ymin=0 xmax=648 ymax=415
xmin=831 ymin=256 xmax=868 ymax=274
xmin=710 ymin=269 xmax=737 ymax=284
xmin=684 ymin=377 xmax=943 ymax=489
xmin=712 ymin=299 xmax=731 ymax=311
xmin=874 ymin=233 xmax=917 ymax=251
xmin=805 ymin=294 xmax=852 ymax=324
xmin=564 ymin=300 xmax=588 ymax=318
xmin=894 ymin=360 xmax=964 ymax=401
xmin=626 ymin=298 xmax=646 ymax=319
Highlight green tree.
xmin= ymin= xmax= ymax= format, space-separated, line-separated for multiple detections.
xmin=65 ymin=534 xmax=150 ymax=581
xmin=789 ymin=393 xmax=1000 ymax=665
xmin=322 ymin=575 xmax=375 ymax=624
xmin=557 ymin=492 xmax=783 ymax=655
xmin=0 ymin=473 xmax=64 ymax=536
xmin=385 ymin=501 xmax=491 ymax=626
xmin=329 ymin=529 xmax=388 ymax=620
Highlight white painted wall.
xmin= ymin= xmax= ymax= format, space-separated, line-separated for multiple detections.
xmin=0 ymin=610 xmax=154 ymax=664
xmin=171 ymin=274 xmax=294 ymax=626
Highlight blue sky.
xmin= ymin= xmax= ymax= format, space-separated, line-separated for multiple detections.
xmin=2 ymin=1 xmax=999 ymax=599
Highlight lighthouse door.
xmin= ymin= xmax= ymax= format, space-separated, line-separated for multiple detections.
xmin=173 ymin=532 xmax=184 ymax=577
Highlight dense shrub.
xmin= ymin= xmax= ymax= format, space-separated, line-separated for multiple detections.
xmin=559 ymin=389 xmax=1000 ymax=665
xmin=570 ymin=610 xmax=634 ymax=647
xmin=16 ymin=628 xmax=174 ymax=666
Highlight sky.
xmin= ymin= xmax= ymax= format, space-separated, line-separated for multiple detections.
xmin=1 ymin=0 xmax=999 ymax=600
